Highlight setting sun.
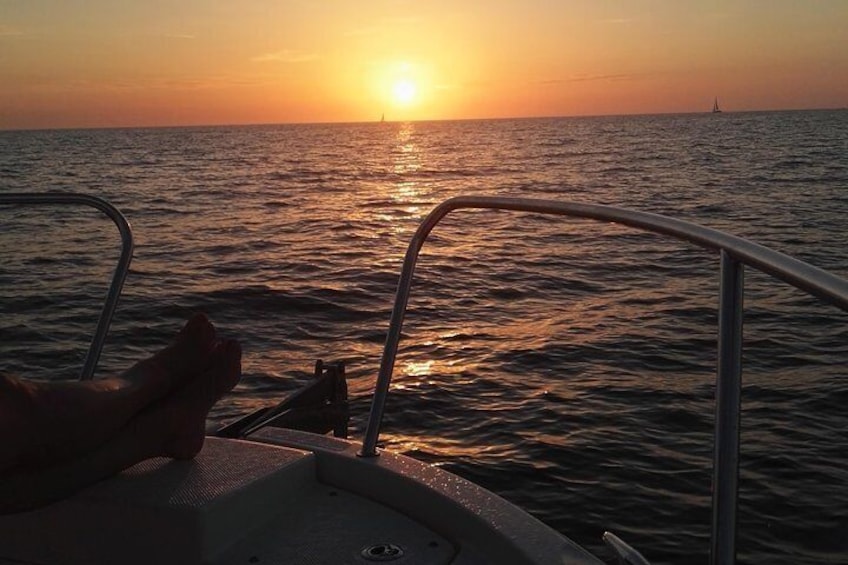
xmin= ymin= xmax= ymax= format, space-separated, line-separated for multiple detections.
xmin=392 ymin=80 xmax=417 ymax=106
xmin=365 ymin=60 xmax=434 ymax=120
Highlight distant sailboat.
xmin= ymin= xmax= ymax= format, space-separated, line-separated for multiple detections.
xmin=712 ymin=97 xmax=722 ymax=113
xmin=380 ymin=113 xmax=385 ymax=123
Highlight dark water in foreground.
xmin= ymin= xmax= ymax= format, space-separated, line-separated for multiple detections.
xmin=1 ymin=111 xmax=847 ymax=564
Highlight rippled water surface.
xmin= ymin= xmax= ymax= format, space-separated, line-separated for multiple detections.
xmin=2 ymin=111 xmax=847 ymax=564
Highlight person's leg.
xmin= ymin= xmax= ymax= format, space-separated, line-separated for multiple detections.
xmin=0 ymin=338 xmax=241 ymax=514
xmin=0 ymin=313 xmax=216 ymax=471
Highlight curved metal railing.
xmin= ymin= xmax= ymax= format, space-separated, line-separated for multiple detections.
xmin=0 ymin=192 xmax=134 ymax=380
xmin=360 ymin=196 xmax=848 ymax=565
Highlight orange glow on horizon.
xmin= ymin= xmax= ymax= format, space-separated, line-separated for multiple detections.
xmin=1 ymin=1 xmax=847 ymax=130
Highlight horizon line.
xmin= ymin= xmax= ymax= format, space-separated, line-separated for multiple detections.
xmin=2 ymin=106 xmax=846 ymax=134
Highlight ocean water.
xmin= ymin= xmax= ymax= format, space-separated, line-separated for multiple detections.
xmin=1 ymin=111 xmax=847 ymax=564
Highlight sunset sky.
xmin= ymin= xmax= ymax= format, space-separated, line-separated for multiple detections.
xmin=1 ymin=0 xmax=846 ymax=130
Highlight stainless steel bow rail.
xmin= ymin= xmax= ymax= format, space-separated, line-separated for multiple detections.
xmin=360 ymin=196 xmax=848 ymax=565
xmin=0 ymin=192 xmax=134 ymax=380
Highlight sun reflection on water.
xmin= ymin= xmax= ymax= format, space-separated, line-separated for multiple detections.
xmin=390 ymin=123 xmax=430 ymax=209
xmin=403 ymin=359 xmax=434 ymax=377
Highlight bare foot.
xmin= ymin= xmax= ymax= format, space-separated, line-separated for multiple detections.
xmin=0 ymin=336 xmax=241 ymax=514
xmin=6 ymin=314 xmax=219 ymax=470
xmin=120 ymin=313 xmax=217 ymax=402
xmin=132 ymin=338 xmax=242 ymax=461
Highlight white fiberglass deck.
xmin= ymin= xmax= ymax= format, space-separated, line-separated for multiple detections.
xmin=0 ymin=429 xmax=600 ymax=565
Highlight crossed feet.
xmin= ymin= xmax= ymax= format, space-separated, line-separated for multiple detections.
xmin=0 ymin=313 xmax=241 ymax=513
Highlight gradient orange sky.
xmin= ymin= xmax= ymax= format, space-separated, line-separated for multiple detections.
xmin=1 ymin=0 xmax=846 ymax=130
